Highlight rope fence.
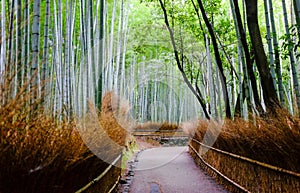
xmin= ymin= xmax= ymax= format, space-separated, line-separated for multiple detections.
xmin=75 ymin=154 xmax=122 ymax=193
xmin=189 ymin=139 xmax=300 ymax=193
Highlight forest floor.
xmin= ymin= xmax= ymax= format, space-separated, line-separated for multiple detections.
xmin=117 ymin=144 xmax=229 ymax=193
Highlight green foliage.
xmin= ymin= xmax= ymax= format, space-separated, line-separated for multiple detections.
xmin=279 ymin=25 xmax=300 ymax=60
xmin=126 ymin=0 xmax=173 ymax=64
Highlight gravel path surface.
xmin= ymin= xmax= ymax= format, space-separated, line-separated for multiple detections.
xmin=129 ymin=146 xmax=230 ymax=193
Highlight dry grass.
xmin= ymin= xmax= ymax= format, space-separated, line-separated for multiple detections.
xmin=181 ymin=120 xmax=198 ymax=136
xmin=0 ymin=86 xmax=128 ymax=192
xmin=190 ymin=144 xmax=300 ymax=193
xmin=99 ymin=91 xmax=130 ymax=147
xmin=190 ymin=110 xmax=300 ymax=192
xmin=193 ymin=109 xmax=300 ymax=172
xmin=0 ymin=101 xmax=95 ymax=192
xmin=133 ymin=121 xmax=180 ymax=132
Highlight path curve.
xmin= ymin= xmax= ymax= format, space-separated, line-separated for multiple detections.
xmin=129 ymin=146 xmax=230 ymax=193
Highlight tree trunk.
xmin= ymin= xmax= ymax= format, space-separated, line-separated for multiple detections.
xmin=0 ymin=0 xmax=6 ymax=88
xmin=232 ymin=0 xmax=263 ymax=114
xmin=42 ymin=0 xmax=50 ymax=103
xmin=263 ymin=0 xmax=277 ymax=98
xmin=230 ymin=0 xmax=247 ymax=117
xmin=197 ymin=0 xmax=231 ymax=119
xmin=268 ymin=0 xmax=285 ymax=105
xmin=244 ymin=0 xmax=280 ymax=112
xmin=158 ymin=0 xmax=210 ymax=120
xmin=24 ymin=0 xmax=31 ymax=98
xmin=282 ymin=0 xmax=300 ymax=115
xmin=206 ymin=36 xmax=217 ymax=119
xmin=16 ymin=0 xmax=22 ymax=92
xmin=293 ymin=0 xmax=300 ymax=46
xmin=31 ymin=0 xmax=41 ymax=101
xmin=96 ymin=0 xmax=105 ymax=110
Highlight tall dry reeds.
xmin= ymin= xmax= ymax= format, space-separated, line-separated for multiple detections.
xmin=133 ymin=121 xmax=180 ymax=131
xmin=100 ymin=91 xmax=130 ymax=147
xmin=0 ymin=84 xmax=128 ymax=192
xmin=0 ymin=96 xmax=96 ymax=192
xmin=193 ymin=109 xmax=300 ymax=172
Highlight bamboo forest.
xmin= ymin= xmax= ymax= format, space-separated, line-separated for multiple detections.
xmin=1 ymin=0 xmax=300 ymax=193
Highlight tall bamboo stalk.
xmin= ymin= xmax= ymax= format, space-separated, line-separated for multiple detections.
xmin=268 ymin=0 xmax=285 ymax=106
xmin=282 ymin=0 xmax=300 ymax=115
xmin=31 ymin=0 xmax=41 ymax=101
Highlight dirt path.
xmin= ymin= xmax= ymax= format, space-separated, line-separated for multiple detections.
xmin=129 ymin=146 xmax=229 ymax=193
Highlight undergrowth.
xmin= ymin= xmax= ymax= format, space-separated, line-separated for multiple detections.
xmin=0 ymin=84 xmax=128 ymax=192
xmin=193 ymin=109 xmax=300 ymax=172
xmin=133 ymin=121 xmax=180 ymax=131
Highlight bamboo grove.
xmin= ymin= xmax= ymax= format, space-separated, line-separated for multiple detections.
xmin=1 ymin=0 xmax=300 ymax=122
xmin=0 ymin=0 xmax=132 ymax=119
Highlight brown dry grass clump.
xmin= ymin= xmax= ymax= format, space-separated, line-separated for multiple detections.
xmin=193 ymin=109 xmax=300 ymax=172
xmin=0 ymin=101 xmax=99 ymax=192
xmin=133 ymin=121 xmax=180 ymax=132
xmin=0 ymin=89 xmax=128 ymax=192
xmin=100 ymin=91 xmax=130 ymax=147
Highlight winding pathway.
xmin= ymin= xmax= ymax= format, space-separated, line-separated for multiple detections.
xmin=129 ymin=146 xmax=230 ymax=193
